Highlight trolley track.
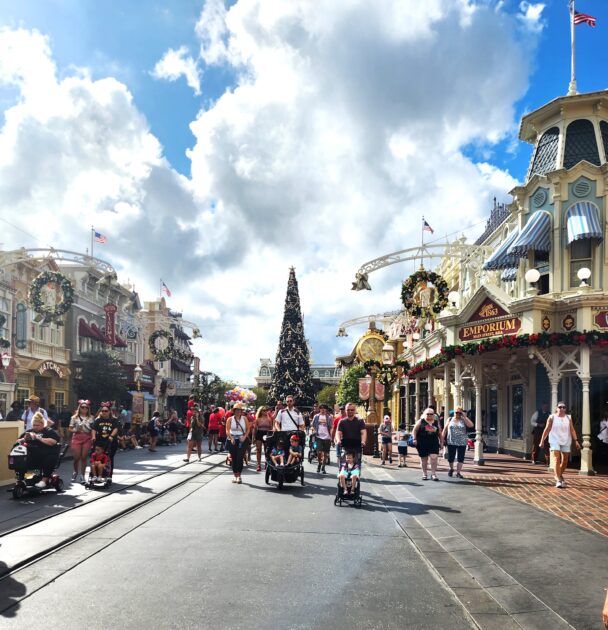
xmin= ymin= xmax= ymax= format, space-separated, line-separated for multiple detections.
xmin=0 ymin=455 xmax=228 ymax=581
xmin=1 ymin=451 xmax=222 ymax=538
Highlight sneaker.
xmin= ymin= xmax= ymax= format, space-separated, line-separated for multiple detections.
xmin=381 ymin=461 xmax=385 ymax=466
xmin=106 ymin=477 xmax=112 ymax=483
xmin=256 ymin=465 xmax=261 ymax=472
xmin=389 ymin=457 xmax=393 ymax=464
xmin=322 ymin=467 xmax=327 ymax=474
xmin=232 ymin=477 xmax=238 ymax=483
xmin=34 ymin=480 xmax=47 ymax=489
xmin=135 ymin=445 xmax=143 ymax=449
xmin=555 ymin=480 xmax=562 ymax=488
xmin=560 ymin=478 xmax=567 ymax=488
xmin=77 ymin=474 xmax=85 ymax=484
xmin=456 ymin=473 xmax=463 ymax=479
xmin=422 ymin=475 xmax=428 ymax=480
xmin=317 ymin=465 xmax=321 ymax=473
xmin=71 ymin=471 xmax=77 ymax=481
xmin=237 ymin=477 xmax=242 ymax=484
xmin=431 ymin=475 xmax=439 ymax=481
xmin=448 ymin=469 xmax=453 ymax=477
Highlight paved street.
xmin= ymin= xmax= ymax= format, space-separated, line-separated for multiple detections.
xmin=1 ymin=447 xmax=607 ymax=630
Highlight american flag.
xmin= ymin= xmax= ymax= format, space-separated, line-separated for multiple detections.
xmin=162 ymin=281 xmax=172 ymax=297
xmin=94 ymin=231 xmax=107 ymax=244
xmin=423 ymin=218 xmax=434 ymax=234
xmin=573 ymin=10 xmax=596 ymax=27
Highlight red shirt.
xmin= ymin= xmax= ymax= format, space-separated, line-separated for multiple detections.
xmin=208 ymin=412 xmax=221 ymax=431
xmin=91 ymin=452 xmax=109 ymax=466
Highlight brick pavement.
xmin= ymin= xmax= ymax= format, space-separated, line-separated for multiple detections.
xmin=380 ymin=442 xmax=608 ymax=538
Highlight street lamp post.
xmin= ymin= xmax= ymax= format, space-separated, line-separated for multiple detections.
xmin=134 ymin=364 xmax=142 ymax=392
xmin=1 ymin=353 xmax=10 ymax=369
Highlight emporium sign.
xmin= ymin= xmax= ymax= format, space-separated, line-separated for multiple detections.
xmin=459 ymin=298 xmax=521 ymax=342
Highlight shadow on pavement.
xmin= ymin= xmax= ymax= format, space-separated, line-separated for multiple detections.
xmin=0 ymin=550 xmax=25 ymax=618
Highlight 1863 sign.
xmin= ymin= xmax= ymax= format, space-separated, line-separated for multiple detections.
xmin=459 ymin=298 xmax=521 ymax=342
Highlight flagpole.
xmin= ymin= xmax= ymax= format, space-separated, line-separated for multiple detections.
xmin=90 ymin=226 xmax=94 ymax=259
xmin=568 ymin=0 xmax=577 ymax=95
xmin=421 ymin=216 xmax=425 ymax=269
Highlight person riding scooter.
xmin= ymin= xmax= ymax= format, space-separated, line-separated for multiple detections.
xmin=17 ymin=411 xmax=60 ymax=488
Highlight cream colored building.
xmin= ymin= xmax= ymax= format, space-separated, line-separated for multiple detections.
xmin=396 ymin=89 xmax=608 ymax=474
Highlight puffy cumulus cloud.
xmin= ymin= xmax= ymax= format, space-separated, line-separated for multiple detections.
xmin=0 ymin=28 xmax=201 ymax=311
xmin=151 ymin=46 xmax=201 ymax=95
xmin=183 ymin=0 xmax=532 ymax=379
xmin=1 ymin=0 xmax=543 ymax=384
xmin=518 ymin=2 xmax=546 ymax=33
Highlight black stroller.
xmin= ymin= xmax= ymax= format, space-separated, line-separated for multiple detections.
xmin=8 ymin=441 xmax=69 ymax=500
xmin=334 ymin=448 xmax=362 ymax=508
xmin=264 ymin=430 xmax=305 ymax=489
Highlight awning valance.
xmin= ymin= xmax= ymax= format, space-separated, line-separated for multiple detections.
xmin=78 ymin=319 xmax=97 ymax=340
xmin=508 ymin=211 xmax=551 ymax=257
xmin=566 ymin=201 xmax=603 ymax=244
xmin=482 ymin=230 xmax=520 ymax=270
xmin=500 ymin=268 xmax=518 ymax=282
xmin=114 ymin=334 xmax=128 ymax=348
xmin=89 ymin=323 xmax=107 ymax=342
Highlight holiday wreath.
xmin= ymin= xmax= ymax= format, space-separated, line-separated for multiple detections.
xmin=148 ymin=329 xmax=175 ymax=361
xmin=29 ymin=271 xmax=75 ymax=324
xmin=401 ymin=269 xmax=449 ymax=319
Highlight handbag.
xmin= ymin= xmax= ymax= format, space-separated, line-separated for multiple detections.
xmin=187 ymin=431 xmax=192 ymax=441
xmin=407 ymin=435 xmax=415 ymax=448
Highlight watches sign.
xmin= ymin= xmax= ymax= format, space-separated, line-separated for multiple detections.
xmin=459 ymin=298 xmax=521 ymax=341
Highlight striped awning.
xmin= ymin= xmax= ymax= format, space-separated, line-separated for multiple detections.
xmin=565 ymin=202 xmax=603 ymax=244
xmin=507 ymin=211 xmax=551 ymax=257
xmin=482 ymin=229 xmax=520 ymax=271
xmin=501 ymin=268 xmax=518 ymax=282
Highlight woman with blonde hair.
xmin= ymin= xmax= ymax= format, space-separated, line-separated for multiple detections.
xmin=69 ymin=399 xmax=94 ymax=483
xmin=254 ymin=405 xmax=274 ymax=472
xmin=412 ymin=407 xmax=443 ymax=481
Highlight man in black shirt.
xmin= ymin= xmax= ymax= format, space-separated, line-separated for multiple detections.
xmin=336 ymin=403 xmax=367 ymax=451
xmin=92 ymin=404 xmax=120 ymax=477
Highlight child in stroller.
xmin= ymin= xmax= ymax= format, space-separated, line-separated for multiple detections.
xmin=287 ymin=434 xmax=302 ymax=465
xmin=270 ymin=440 xmax=285 ymax=466
xmin=334 ymin=449 xmax=362 ymax=508
xmin=86 ymin=444 xmax=112 ymax=489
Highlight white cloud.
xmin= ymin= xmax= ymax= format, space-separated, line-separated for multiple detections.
xmin=518 ymin=2 xmax=545 ymax=33
xmin=151 ymin=46 xmax=201 ymax=95
xmin=0 ymin=1 xmax=543 ymax=384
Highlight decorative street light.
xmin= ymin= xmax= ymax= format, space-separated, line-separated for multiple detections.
xmin=577 ymin=266 xmax=591 ymax=287
xmin=134 ymin=364 xmax=143 ymax=392
xmin=525 ymin=268 xmax=540 ymax=296
xmin=1 ymin=353 xmax=10 ymax=369
xmin=381 ymin=342 xmax=395 ymax=366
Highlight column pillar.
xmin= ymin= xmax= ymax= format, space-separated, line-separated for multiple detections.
xmin=579 ymin=344 xmax=594 ymax=475
xmin=454 ymin=357 xmax=462 ymax=409
xmin=443 ymin=363 xmax=450 ymax=420
xmin=404 ymin=378 xmax=410 ymax=431
xmin=474 ymin=364 xmax=484 ymax=465
xmin=415 ymin=376 xmax=421 ymax=424
xmin=427 ymin=372 xmax=434 ymax=410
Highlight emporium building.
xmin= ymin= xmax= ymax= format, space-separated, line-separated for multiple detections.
xmin=397 ymin=88 xmax=608 ymax=474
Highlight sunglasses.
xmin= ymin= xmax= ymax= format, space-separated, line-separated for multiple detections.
xmin=100 ymin=409 xmax=110 ymax=413
xmin=557 ymin=405 xmax=566 ymax=409
xmin=80 ymin=405 xmax=89 ymax=409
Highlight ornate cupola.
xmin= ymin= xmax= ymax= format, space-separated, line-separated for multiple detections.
xmin=520 ymin=90 xmax=608 ymax=182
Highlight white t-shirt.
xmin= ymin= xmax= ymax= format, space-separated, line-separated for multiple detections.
xmin=276 ymin=408 xmax=304 ymax=431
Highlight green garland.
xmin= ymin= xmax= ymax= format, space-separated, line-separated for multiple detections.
xmin=148 ymin=330 xmax=175 ymax=361
xmin=401 ymin=269 xmax=449 ymax=319
xmin=406 ymin=330 xmax=608 ymax=378
xmin=29 ymin=271 xmax=74 ymax=324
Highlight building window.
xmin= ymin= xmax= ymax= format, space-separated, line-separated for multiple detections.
xmin=509 ymin=384 xmax=524 ymax=439
xmin=530 ymin=126 xmax=559 ymax=177
xmin=569 ymin=239 xmax=592 ymax=288
xmin=0 ymin=297 xmax=9 ymax=340
xmin=599 ymin=121 xmax=608 ymax=163
xmin=563 ymin=119 xmax=600 ymax=169
xmin=17 ymin=388 xmax=30 ymax=404
xmin=55 ymin=391 xmax=65 ymax=410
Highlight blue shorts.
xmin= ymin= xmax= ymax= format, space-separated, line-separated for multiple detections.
xmin=549 ymin=443 xmax=571 ymax=453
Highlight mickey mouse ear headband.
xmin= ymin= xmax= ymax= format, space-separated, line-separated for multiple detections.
xmin=100 ymin=401 xmax=111 ymax=409
xmin=78 ymin=399 xmax=91 ymax=407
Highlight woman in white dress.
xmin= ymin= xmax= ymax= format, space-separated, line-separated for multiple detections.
xmin=539 ymin=402 xmax=580 ymax=488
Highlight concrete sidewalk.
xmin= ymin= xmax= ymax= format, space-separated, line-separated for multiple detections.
xmin=375 ymin=443 xmax=608 ymax=538
xmin=365 ymin=457 xmax=608 ymax=629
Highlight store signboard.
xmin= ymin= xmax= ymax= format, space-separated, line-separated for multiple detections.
xmin=131 ymin=392 xmax=145 ymax=424
xmin=459 ymin=298 xmax=521 ymax=341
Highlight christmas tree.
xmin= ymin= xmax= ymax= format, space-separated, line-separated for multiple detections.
xmin=268 ymin=268 xmax=315 ymax=409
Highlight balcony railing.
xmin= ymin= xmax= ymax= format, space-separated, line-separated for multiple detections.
xmin=22 ymin=341 xmax=71 ymax=364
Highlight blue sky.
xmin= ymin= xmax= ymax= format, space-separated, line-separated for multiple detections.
xmin=2 ymin=0 xmax=606 ymax=183
xmin=0 ymin=1 xmax=607 ymax=381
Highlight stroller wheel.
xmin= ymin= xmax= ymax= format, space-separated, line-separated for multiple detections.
xmin=12 ymin=484 xmax=25 ymax=500
xmin=333 ymin=495 xmax=339 ymax=506
xmin=265 ymin=467 xmax=271 ymax=485
xmin=55 ymin=478 xmax=65 ymax=493
xmin=354 ymin=497 xmax=362 ymax=508
xmin=277 ymin=479 xmax=284 ymax=490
